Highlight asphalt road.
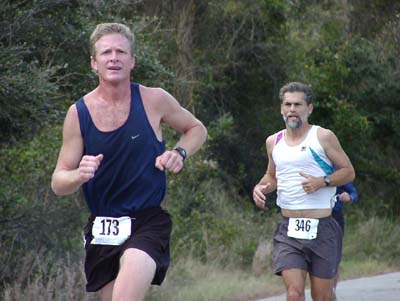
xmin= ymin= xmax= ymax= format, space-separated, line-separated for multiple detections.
xmin=258 ymin=272 xmax=400 ymax=301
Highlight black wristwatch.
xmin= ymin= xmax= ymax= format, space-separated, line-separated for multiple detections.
xmin=174 ymin=146 xmax=187 ymax=161
xmin=323 ymin=175 xmax=331 ymax=186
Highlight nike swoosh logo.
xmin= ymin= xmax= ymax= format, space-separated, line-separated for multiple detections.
xmin=131 ymin=134 xmax=140 ymax=140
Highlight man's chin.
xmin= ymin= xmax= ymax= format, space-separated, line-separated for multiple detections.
xmin=286 ymin=121 xmax=301 ymax=129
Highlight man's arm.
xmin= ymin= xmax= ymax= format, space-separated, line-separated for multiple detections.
xmin=319 ymin=128 xmax=355 ymax=187
xmin=299 ymin=127 xmax=355 ymax=193
xmin=253 ymin=134 xmax=277 ymax=209
xmin=153 ymin=88 xmax=207 ymax=173
xmin=51 ymin=105 xmax=103 ymax=195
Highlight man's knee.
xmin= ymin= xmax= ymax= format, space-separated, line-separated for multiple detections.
xmin=310 ymin=288 xmax=333 ymax=301
xmin=101 ymin=280 xmax=114 ymax=301
xmin=287 ymin=286 xmax=305 ymax=301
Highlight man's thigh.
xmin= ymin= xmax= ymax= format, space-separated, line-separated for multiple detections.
xmin=112 ymin=248 xmax=157 ymax=301
xmin=310 ymin=274 xmax=335 ymax=301
xmin=282 ymin=268 xmax=307 ymax=292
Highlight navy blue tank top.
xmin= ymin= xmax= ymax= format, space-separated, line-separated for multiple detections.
xmin=76 ymin=83 xmax=166 ymax=217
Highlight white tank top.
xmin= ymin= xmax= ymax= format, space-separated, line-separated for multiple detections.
xmin=272 ymin=125 xmax=336 ymax=210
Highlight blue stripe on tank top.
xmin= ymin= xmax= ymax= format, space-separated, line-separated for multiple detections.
xmin=309 ymin=147 xmax=334 ymax=175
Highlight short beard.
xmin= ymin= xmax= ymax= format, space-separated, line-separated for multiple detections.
xmin=283 ymin=116 xmax=303 ymax=129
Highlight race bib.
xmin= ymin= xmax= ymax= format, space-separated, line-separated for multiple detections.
xmin=287 ymin=218 xmax=319 ymax=240
xmin=91 ymin=216 xmax=133 ymax=245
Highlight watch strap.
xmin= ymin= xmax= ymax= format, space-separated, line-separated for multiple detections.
xmin=324 ymin=175 xmax=331 ymax=186
xmin=174 ymin=146 xmax=187 ymax=161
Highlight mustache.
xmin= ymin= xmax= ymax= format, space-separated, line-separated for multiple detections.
xmin=283 ymin=114 xmax=303 ymax=129
xmin=283 ymin=115 xmax=299 ymax=122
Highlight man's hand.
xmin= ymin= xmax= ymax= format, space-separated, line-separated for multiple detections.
xmin=253 ymin=183 xmax=272 ymax=209
xmin=155 ymin=150 xmax=184 ymax=174
xmin=338 ymin=192 xmax=352 ymax=202
xmin=300 ymin=172 xmax=324 ymax=194
xmin=78 ymin=154 xmax=103 ymax=183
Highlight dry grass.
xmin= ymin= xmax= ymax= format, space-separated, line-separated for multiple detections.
xmin=147 ymin=257 xmax=284 ymax=301
xmin=2 ymin=255 xmax=100 ymax=301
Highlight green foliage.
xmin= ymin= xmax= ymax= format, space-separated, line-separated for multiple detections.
xmin=349 ymin=0 xmax=400 ymax=38
xmin=164 ymin=130 xmax=275 ymax=266
xmin=0 ymin=47 xmax=62 ymax=144
xmin=339 ymin=36 xmax=400 ymax=149
xmin=192 ymin=0 xmax=288 ymax=192
xmin=344 ymin=215 xmax=400 ymax=265
xmin=0 ymin=0 xmax=87 ymax=144
xmin=205 ymin=115 xmax=244 ymax=185
xmin=0 ymin=126 xmax=87 ymax=284
xmin=330 ymin=100 xmax=372 ymax=163
xmin=165 ymin=150 xmax=247 ymax=262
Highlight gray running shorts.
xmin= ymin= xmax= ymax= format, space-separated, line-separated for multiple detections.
xmin=83 ymin=206 xmax=172 ymax=292
xmin=273 ymin=215 xmax=343 ymax=279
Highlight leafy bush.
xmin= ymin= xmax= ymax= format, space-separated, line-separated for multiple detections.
xmin=0 ymin=126 xmax=87 ymax=285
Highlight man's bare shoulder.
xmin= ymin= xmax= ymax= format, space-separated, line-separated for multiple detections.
xmin=317 ymin=126 xmax=336 ymax=141
xmin=316 ymin=126 xmax=343 ymax=152
xmin=62 ymin=103 xmax=82 ymax=140
xmin=266 ymin=134 xmax=276 ymax=144
xmin=139 ymin=85 xmax=179 ymax=116
xmin=266 ymin=129 xmax=285 ymax=144
xmin=65 ymin=102 xmax=78 ymax=119
xmin=139 ymin=85 xmax=169 ymax=100
xmin=316 ymin=125 xmax=332 ymax=135
xmin=265 ymin=131 xmax=282 ymax=151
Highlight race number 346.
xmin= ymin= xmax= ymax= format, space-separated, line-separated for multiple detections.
xmin=287 ymin=218 xmax=319 ymax=240
xmin=294 ymin=219 xmax=311 ymax=232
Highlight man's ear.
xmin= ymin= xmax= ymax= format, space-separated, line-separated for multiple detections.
xmin=308 ymin=103 xmax=314 ymax=116
xmin=91 ymin=56 xmax=98 ymax=72
xmin=130 ymin=55 xmax=136 ymax=70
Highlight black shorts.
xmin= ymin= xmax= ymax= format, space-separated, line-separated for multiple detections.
xmin=83 ymin=206 xmax=172 ymax=292
xmin=332 ymin=209 xmax=345 ymax=233
xmin=273 ymin=216 xmax=343 ymax=279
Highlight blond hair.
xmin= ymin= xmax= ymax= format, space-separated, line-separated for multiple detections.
xmin=90 ymin=23 xmax=135 ymax=57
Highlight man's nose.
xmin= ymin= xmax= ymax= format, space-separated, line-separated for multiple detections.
xmin=110 ymin=51 xmax=119 ymax=61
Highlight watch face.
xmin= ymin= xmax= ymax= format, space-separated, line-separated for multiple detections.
xmin=181 ymin=148 xmax=187 ymax=157
xmin=175 ymin=147 xmax=187 ymax=160
xmin=324 ymin=175 xmax=331 ymax=186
